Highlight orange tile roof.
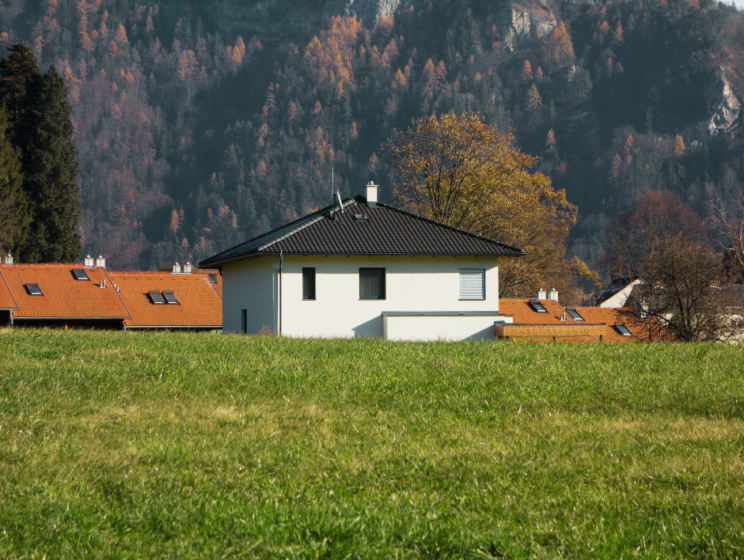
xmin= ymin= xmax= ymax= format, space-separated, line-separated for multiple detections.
xmin=498 ymin=299 xmax=658 ymax=343
xmin=572 ymin=307 xmax=659 ymax=342
xmin=0 ymin=269 xmax=17 ymax=309
xmin=1 ymin=264 xmax=130 ymax=319
xmin=109 ymin=271 xmax=222 ymax=328
xmin=499 ymin=299 xmax=579 ymax=325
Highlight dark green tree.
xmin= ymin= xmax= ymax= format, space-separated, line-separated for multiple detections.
xmin=0 ymin=44 xmax=39 ymax=123
xmin=0 ymin=105 xmax=28 ymax=255
xmin=15 ymin=67 xmax=81 ymax=263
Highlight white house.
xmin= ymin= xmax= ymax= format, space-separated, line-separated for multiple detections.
xmin=198 ymin=183 xmax=523 ymax=341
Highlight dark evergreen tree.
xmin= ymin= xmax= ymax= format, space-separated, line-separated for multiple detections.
xmin=0 ymin=105 xmax=27 ymax=255
xmin=0 ymin=44 xmax=39 ymax=123
xmin=15 ymin=67 xmax=81 ymax=263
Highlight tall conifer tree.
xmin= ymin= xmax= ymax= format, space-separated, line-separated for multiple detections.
xmin=15 ymin=66 xmax=81 ymax=263
xmin=0 ymin=44 xmax=39 ymax=123
xmin=0 ymin=106 xmax=27 ymax=255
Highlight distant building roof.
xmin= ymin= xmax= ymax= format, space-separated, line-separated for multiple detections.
xmin=110 ymin=270 xmax=222 ymax=329
xmin=199 ymin=196 xmax=524 ymax=268
xmin=582 ymin=276 xmax=642 ymax=307
xmin=0 ymin=264 xmax=130 ymax=319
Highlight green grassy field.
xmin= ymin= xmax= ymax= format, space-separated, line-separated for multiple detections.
xmin=1 ymin=330 xmax=743 ymax=558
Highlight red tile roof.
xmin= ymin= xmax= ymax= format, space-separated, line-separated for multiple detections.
xmin=110 ymin=271 xmax=222 ymax=328
xmin=498 ymin=300 xmax=658 ymax=342
xmin=0 ymin=264 xmax=130 ymax=319
xmin=0 ymin=269 xmax=17 ymax=309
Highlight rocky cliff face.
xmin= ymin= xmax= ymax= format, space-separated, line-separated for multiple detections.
xmin=496 ymin=0 xmax=557 ymax=52
xmin=703 ymin=67 xmax=740 ymax=137
xmin=343 ymin=0 xmax=410 ymax=25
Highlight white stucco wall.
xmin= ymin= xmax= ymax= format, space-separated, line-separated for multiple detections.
xmin=222 ymin=254 xmax=509 ymax=339
xmin=384 ymin=313 xmax=508 ymax=341
xmin=222 ymin=257 xmax=277 ymax=334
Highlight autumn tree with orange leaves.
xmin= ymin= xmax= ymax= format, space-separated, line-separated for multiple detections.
xmin=382 ymin=112 xmax=584 ymax=299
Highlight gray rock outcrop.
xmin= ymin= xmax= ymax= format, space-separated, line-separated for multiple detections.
xmin=703 ymin=67 xmax=740 ymax=137
xmin=497 ymin=1 xmax=557 ymax=52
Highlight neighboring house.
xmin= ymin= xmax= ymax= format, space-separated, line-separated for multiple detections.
xmin=0 ymin=258 xmax=18 ymax=326
xmin=0 ymin=260 xmax=130 ymax=328
xmin=496 ymin=295 xmax=654 ymax=342
xmin=110 ymin=267 xmax=222 ymax=330
xmin=199 ymin=183 xmax=524 ymax=340
xmin=582 ymin=276 xmax=644 ymax=308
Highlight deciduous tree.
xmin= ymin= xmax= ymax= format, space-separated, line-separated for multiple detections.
xmin=382 ymin=112 xmax=579 ymax=297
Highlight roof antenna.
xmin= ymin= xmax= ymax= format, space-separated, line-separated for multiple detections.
xmin=331 ymin=167 xmax=334 ymax=203
xmin=336 ymin=189 xmax=344 ymax=213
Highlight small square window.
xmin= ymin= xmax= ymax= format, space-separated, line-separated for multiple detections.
xmin=566 ymin=308 xmax=584 ymax=321
xmin=303 ymin=268 xmax=316 ymax=300
xmin=459 ymin=269 xmax=485 ymax=300
xmin=163 ymin=290 xmax=179 ymax=304
xmin=148 ymin=290 xmax=165 ymax=304
xmin=360 ymin=268 xmax=385 ymax=300
xmin=615 ymin=323 xmax=632 ymax=337
xmin=25 ymin=283 xmax=42 ymax=296
xmin=72 ymin=269 xmax=89 ymax=281
xmin=529 ymin=299 xmax=548 ymax=313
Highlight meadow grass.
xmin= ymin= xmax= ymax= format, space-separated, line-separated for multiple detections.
xmin=1 ymin=329 xmax=743 ymax=558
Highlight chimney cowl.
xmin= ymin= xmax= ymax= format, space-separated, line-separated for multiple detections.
xmin=84 ymin=255 xmax=94 ymax=268
xmin=536 ymin=288 xmax=547 ymax=300
xmin=183 ymin=262 xmax=192 ymax=274
xmin=3 ymin=253 xmax=12 ymax=265
xmin=95 ymin=255 xmax=106 ymax=268
xmin=172 ymin=262 xmax=181 ymax=274
xmin=548 ymin=288 xmax=559 ymax=302
xmin=366 ymin=181 xmax=378 ymax=207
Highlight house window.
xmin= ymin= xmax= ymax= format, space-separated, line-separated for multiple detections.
xmin=25 ymin=283 xmax=43 ymax=296
xmin=459 ymin=269 xmax=485 ymax=300
xmin=614 ymin=323 xmax=632 ymax=337
xmin=302 ymin=268 xmax=316 ymax=300
xmin=241 ymin=309 xmax=247 ymax=334
xmin=529 ymin=299 xmax=548 ymax=313
xmin=359 ymin=268 xmax=385 ymax=300
xmin=566 ymin=308 xmax=584 ymax=321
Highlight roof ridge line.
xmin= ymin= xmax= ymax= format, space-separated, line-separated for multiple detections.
xmin=257 ymin=199 xmax=357 ymax=253
xmin=374 ymin=201 xmax=525 ymax=254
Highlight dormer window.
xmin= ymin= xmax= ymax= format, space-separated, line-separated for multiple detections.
xmin=25 ymin=283 xmax=42 ymax=296
xmin=529 ymin=299 xmax=547 ymax=313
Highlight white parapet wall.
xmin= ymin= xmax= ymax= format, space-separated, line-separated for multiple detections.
xmin=383 ymin=312 xmax=512 ymax=341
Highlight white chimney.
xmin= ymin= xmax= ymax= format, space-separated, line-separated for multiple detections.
xmin=95 ymin=255 xmax=106 ymax=268
xmin=366 ymin=181 xmax=378 ymax=207
xmin=2 ymin=253 xmax=10 ymax=265
xmin=99 ymin=279 xmax=106 ymax=289
xmin=172 ymin=262 xmax=181 ymax=274
xmin=183 ymin=262 xmax=192 ymax=274
xmin=84 ymin=255 xmax=94 ymax=267
xmin=548 ymin=288 xmax=559 ymax=302
xmin=537 ymin=288 xmax=546 ymax=300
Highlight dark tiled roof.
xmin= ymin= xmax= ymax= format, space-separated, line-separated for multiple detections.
xmin=199 ymin=196 xmax=524 ymax=267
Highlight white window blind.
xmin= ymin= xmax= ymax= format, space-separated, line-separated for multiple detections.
xmin=459 ymin=269 xmax=485 ymax=300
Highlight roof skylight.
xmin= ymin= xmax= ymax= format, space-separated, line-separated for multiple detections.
xmin=529 ymin=299 xmax=548 ymax=313
xmin=148 ymin=290 xmax=165 ymax=304
xmin=163 ymin=290 xmax=179 ymax=305
xmin=72 ymin=269 xmax=90 ymax=281
xmin=25 ymin=283 xmax=43 ymax=296
xmin=208 ymin=273 xmax=217 ymax=284
xmin=614 ymin=323 xmax=632 ymax=337
xmin=566 ymin=308 xmax=584 ymax=321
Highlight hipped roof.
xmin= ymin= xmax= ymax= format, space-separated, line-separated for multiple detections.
xmin=199 ymin=196 xmax=524 ymax=268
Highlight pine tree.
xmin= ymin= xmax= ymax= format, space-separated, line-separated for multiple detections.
xmin=0 ymin=106 xmax=28 ymax=255
xmin=0 ymin=44 xmax=40 ymax=123
xmin=15 ymin=67 xmax=81 ymax=263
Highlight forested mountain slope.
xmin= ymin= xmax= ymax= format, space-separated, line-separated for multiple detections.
xmin=1 ymin=0 xmax=742 ymax=277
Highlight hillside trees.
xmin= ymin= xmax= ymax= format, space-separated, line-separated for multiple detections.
xmin=383 ymin=112 xmax=582 ymax=298
xmin=0 ymin=106 xmax=26 ymax=256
